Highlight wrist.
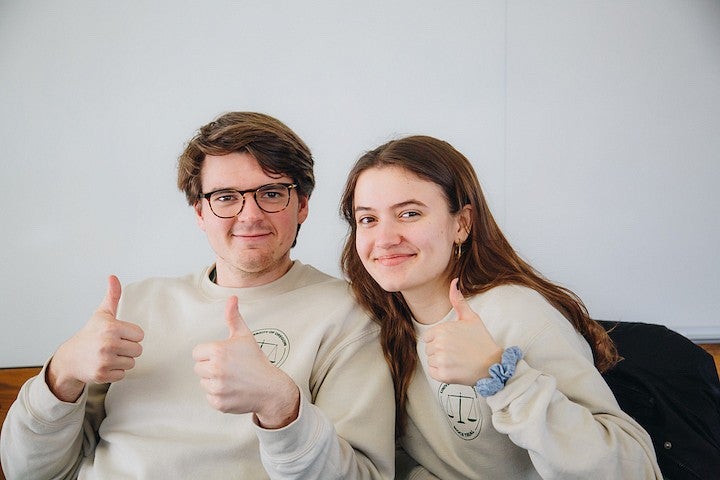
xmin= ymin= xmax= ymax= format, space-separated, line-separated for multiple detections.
xmin=475 ymin=346 xmax=523 ymax=397
xmin=46 ymin=355 xmax=86 ymax=403
xmin=255 ymin=378 xmax=300 ymax=429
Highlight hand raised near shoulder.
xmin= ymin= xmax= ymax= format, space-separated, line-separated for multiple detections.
xmin=423 ymin=279 xmax=503 ymax=386
xmin=192 ymin=295 xmax=299 ymax=429
xmin=47 ymin=275 xmax=144 ymax=402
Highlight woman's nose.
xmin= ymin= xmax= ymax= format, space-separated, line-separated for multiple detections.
xmin=374 ymin=221 xmax=402 ymax=248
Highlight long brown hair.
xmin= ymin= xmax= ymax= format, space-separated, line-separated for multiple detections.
xmin=340 ymin=135 xmax=619 ymax=435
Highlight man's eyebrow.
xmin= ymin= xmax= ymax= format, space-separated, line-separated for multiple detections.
xmin=354 ymin=200 xmax=428 ymax=213
xmin=204 ymin=182 xmax=286 ymax=193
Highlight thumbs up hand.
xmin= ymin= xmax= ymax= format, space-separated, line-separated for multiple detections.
xmin=423 ymin=279 xmax=503 ymax=386
xmin=192 ymin=296 xmax=299 ymax=429
xmin=48 ymin=275 xmax=145 ymax=402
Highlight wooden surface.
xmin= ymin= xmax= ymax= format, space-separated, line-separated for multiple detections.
xmin=0 ymin=366 xmax=40 ymax=425
xmin=0 ymin=366 xmax=41 ymax=480
xmin=701 ymin=343 xmax=720 ymax=378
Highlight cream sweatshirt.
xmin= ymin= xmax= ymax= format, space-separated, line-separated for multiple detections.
xmin=1 ymin=262 xmax=395 ymax=479
xmin=397 ymin=284 xmax=662 ymax=479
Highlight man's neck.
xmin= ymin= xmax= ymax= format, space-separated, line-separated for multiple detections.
xmin=213 ymin=258 xmax=294 ymax=288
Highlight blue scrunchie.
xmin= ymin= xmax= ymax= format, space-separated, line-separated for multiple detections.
xmin=474 ymin=346 xmax=523 ymax=397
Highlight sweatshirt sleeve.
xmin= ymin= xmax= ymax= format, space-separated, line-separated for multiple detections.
xmin=0 ymin=362 xmax=108 ymax=480
xmin=485 ymin=322 xmax=663 ymax=479
xmin=254 ymin=325 xmax=395 ymax=479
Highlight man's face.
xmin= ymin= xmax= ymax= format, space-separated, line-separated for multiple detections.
xmin=195 ymin=151 xmax=308 ymax=287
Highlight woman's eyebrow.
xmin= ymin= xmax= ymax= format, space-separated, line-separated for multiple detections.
xmin=354 ymin=199 xmax=428 ymax=213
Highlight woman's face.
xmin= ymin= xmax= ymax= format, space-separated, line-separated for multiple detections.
xmin=352 ymin=165 xmax=470 ymax=303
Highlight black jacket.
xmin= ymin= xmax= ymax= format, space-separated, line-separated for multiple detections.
xmin=598 ymin=320 xmax=720 ymax=480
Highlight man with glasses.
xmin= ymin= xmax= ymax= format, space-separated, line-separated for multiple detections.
xmin=1 ymin=112 xmax=395 ymax=479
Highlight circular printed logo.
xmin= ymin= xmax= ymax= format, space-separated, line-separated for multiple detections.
xmin=252 ymin=328 xmax=290 ymax=367
xmin=438 ymin=383 xmax=482 ymax=440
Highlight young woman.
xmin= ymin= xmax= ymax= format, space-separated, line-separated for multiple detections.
xmin=340 ymin=136 xmax=662 ymax=479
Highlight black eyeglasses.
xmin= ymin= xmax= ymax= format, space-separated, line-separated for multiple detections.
xmin=199 ymin=182 xmax=298 ymax=218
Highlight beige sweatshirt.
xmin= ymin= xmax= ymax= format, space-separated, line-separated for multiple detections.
xmin=397 ymin=284 xmax=662 ymax=479
xmin=1 ymin=262 xmax=395 ymax=479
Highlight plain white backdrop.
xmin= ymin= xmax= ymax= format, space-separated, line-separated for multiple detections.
xmin=1 ymin=0 xmax=718 ymax=366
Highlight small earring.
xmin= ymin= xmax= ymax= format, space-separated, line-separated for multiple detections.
xmin=455 ymin=241 xmax=463 ymax=259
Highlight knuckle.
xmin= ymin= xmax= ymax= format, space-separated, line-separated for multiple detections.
xmin=102 ymin=319 xmax=122 ymax=336
xmin=98 ymin=340 xmax=118 ymax=356
xmin=207 ymin=395 xmax=228 ymax=412
xmin=207 ymin=344 xmax=225 ymax=359
xmin=208 ymin=364 xmax=225 ymax=380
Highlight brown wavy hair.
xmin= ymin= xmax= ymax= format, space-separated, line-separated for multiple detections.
xmin=177 ymin=111 xmax=314 ymax=246
xmin=340 ymin=135 xmax=619 ymax=435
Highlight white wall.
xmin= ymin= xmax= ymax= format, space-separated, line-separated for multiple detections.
xmin=1 ymin=0 xmax=718 ymax=367
xmin=504 ymin=0 xmax=720 ymax=341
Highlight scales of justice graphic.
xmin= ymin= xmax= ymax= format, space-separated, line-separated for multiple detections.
xmin=252 ymin=328 xmax=290 ymax=367
xmin=438 ymin=383 xmax=482 ymax=440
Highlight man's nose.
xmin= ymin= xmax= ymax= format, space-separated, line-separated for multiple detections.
xmin=236 ymin=192 xmax=264 ymax=219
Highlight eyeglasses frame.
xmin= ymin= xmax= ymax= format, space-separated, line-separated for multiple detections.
xmin=198 ymin=182 xmax=298 ymax=218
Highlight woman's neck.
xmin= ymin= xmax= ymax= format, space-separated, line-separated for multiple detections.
xmin=402 ymin=283 xmax=453 ymax=325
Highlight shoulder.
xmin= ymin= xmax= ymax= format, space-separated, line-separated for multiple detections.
xmin=116 ymin=271 xmax=205 ymax=319
xmin=291 ymin=263 xmax=348 ymax=293
xmin=286 ymin=262 xmax=379 ymax=333
xmin=288 ymin=262 xmax=359 ymax=306
xmin=122 ymin=271 xmax=199 ymax=297
xmin=468 ymin=284 xmax=591 ymax=358
xmin=469 ymin=284 xmax=562 ymax=328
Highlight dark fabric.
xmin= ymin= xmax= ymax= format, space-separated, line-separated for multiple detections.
xmin=598 ymin=320 xmax=720 ymax=480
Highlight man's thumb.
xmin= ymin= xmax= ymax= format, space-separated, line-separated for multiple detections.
xmin=99 ymin=275 xmax=122 ymax=317
xmin=225 ymin=295 xmax=252 ymax=338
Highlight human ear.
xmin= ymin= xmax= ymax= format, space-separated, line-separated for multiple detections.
xmin=194 ymin=201 xmax=207 ymax=231
xmin=296 ymin=194 xmax=310 ymax=225
xmin=456 ymin=204 xmax=473 ymax=242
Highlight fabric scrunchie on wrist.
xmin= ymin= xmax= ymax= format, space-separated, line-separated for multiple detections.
xmin=474 ymin=346 xmax=523 ymax=397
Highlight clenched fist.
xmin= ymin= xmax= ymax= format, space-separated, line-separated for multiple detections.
xmin=47 ymin=275 xmax=144 ymax=402
xmin=192 ymin=295 xmax=299 ymax=429
xmin=424 ymin=278 xmax=503 ymax=386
